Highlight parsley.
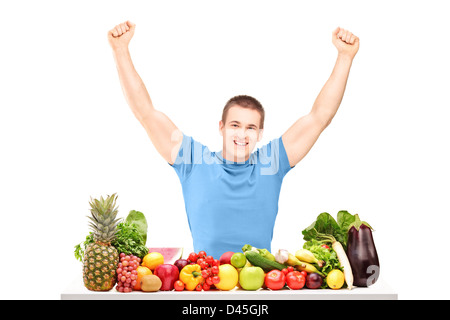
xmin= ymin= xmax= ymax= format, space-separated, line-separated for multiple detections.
xmin=74 ymin=221 xmax=148 ymax=262
xmin=112 ymin=221 xmax=149 ymax=259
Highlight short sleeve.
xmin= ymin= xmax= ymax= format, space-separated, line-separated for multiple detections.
xmin=257 ymin=136 xmax=293 ymax=178
xmin=278 ymin=136 xmax=294 ymax=176
xmin=169 ymin=134 xmax=204 ymax=182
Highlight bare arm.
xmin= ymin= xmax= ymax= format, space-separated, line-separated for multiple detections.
xmin=108 ymin=21 xmax=182 ymax=164
xmin=282 ymin=27 xmax=359 ymax=167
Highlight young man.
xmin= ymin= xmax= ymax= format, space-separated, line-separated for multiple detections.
xmin=108 ymin=21 xmax=359 ymax=258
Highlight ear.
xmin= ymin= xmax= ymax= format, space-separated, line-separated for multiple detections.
xmin=257 ymin=129 xmax=264 ymax=142
xmin=219 ymin=120 xmax=224 ymax=136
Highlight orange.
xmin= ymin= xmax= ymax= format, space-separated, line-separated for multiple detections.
xmin=133 ymin=266 xmax=153 ymax=291
xmin=142 ymin=252 xmax=164 ymax=271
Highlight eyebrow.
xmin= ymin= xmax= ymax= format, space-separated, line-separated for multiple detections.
xmin=229 ymin=120 xmax=258 ymax=128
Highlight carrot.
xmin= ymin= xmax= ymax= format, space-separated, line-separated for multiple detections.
xmin=317 ymin=234 xmax=354 ymax=290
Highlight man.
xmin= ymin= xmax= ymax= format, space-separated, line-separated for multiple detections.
xmin=108 ymin=21 xmax=359 ymax=258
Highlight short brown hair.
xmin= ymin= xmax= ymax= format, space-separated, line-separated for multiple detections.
xmin=222 ymin=95 xmax=265 ymax=129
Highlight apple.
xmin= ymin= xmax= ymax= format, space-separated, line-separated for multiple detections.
xmin=154 ymin=264 xmax=180 ymax=291
xmin=239 ymin=266 xmax=265 ymax=290
xmin=219 ymin=251 xmax=235 ymax=265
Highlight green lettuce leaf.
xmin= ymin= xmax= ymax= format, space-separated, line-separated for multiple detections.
xmin=337 ymin=210 xmax=355 ymax=233
xmin=302 ymin=211 xmax=355 ymax=249
xmin=125 ymin=210 xmax=148 ymax=245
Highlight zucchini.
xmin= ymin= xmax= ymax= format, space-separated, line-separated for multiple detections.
xmin=244 ymin=251 xmax=285 ymax=273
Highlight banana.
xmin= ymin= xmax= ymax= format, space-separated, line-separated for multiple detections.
xmin=295 ymin=249 xmax=325 ymax=268
xmin=295 ymin=261 xmax=324 ymax=276
xmin=286 ymin=253 xmax=302 ymax=267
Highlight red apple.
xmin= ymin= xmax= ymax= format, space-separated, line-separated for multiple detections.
xmin=154 ymin=264 xmax=180 ymax=291
xmin=219 ymin=251 xmax=235 ymax=265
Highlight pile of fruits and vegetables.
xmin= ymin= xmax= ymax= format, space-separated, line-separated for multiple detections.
xmin=74 ymin=194 xmax=380 ymax=293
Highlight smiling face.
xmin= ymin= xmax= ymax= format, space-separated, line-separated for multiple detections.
xmin=219 ymin=105 xmax=264 ymax=163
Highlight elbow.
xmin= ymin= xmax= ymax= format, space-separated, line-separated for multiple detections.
xmin=135 ymin=111 xmax=148 ymax=124
xmin=311 ymin=110 xmax=333 ymax=131
xmin=323 ymin=117 xmax=333 ymax=129
xmin=134 ymin=107 xmax=156 ymax=125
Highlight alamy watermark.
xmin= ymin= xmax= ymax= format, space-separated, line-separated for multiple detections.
xmin=170 ymin=129 xmax=280 ymax=175
xmin=366 ymin=265 xmax=380 ymax=287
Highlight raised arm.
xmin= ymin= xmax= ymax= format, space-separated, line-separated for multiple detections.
xmin=282 ymin=27 xmax=359 ymax=168
xmin=108 ymin=21 xmax=183 ymax=165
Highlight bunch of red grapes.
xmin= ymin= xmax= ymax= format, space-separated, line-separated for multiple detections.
xmin=116 ymin=253 xmax=140 ymax=293
xmin=188 ymin=250 xmax=220 ymax=291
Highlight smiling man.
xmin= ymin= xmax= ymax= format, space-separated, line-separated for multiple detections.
xmin=220 ymin=96 xmax=265 ymax=164
xmin=108 ymin=21 xmax=359 ymax=258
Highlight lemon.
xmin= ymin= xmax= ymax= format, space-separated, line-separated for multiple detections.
xmin=142 ymin=252 xmax=164 ymax=271
xmin=215 ymin=264 xmax=239 ymax=291
xmin=326 ymin=269 xmax=345 ymax=289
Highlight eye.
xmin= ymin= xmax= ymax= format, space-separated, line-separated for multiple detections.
xmin=231 ymin=124 xmax=239 ymax=127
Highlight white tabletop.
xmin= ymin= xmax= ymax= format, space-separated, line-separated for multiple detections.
xmin=61 ymin=277 xmax=397 ymax=300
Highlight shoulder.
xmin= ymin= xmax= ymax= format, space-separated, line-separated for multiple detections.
xmin=254 ymin=137 xmax=293 ymax=177
xmin=171 ymin=134 xmax=214 ymax=166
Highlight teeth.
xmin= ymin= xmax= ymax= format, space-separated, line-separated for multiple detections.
xmin=234 ymin=140 xmax=247 ymax=146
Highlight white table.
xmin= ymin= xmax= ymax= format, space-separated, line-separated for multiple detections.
xmin=61 ymin=277 xmax=397 ymax=300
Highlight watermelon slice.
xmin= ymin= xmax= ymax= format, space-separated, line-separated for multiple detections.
xmin=147 ymin=247 xmax=183 ymax=264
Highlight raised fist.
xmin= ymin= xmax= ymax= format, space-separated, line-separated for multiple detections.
xmin=107 ymin=21 xmax=136 ymax=50
xmin=332 ymin=27 xmax=359 ymax=59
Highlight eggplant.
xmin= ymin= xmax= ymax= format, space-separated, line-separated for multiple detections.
xmin=346 ymin=214 xmax=380 ymax=287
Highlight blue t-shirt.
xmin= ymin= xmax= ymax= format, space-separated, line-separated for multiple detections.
xmin=170 ymin=134 xmax=293 ymax=259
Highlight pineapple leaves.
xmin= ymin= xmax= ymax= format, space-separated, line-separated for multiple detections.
xmin=86 ymin=193 xmax=120 ymax=242
xmin=75 ymin=194 xmax=149 ymax=262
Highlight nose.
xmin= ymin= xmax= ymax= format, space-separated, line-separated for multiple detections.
xmin=236 ymin=128 xmax=246 ymax=139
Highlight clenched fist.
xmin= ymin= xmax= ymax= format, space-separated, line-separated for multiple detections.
xmin=332 ymin=27 xmax=359 ymax=59
xmin=108 ymin=21 xmax=136 ymax=50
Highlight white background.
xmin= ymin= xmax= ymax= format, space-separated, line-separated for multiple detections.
xmin=1 ymin=0 xmax=449 ymax=299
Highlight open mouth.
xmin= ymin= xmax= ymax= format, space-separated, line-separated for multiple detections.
xmin=234 ymin=139 xmax=248 ymax=147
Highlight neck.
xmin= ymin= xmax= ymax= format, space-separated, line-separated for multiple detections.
xmin=221 ymin=146 xmax=250 ymax=163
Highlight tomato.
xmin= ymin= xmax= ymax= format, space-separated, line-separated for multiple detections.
xmin=188 ymin=252 xmax=198 ymax=263
xmin=286 ymin=271 xmax=306 ymax=290
xmin=211 ymin=266 xmax=219 ymax=275
xmin=205 ymin=255 xmax=214 ymax=265
xmin=174 ymin=280 xmax=185 ymax=291
xmin=202 ymin=282 xmax=211 ymax=291
xmin=321 ymin=244 xmax=330 ymax=250
xmin=264 ymin=270 xmax=286 ymax=290
xmin=281 ymin=267 xmax=294 ymax=276
xmin=198 ymin=251 xmax=207 ymax=259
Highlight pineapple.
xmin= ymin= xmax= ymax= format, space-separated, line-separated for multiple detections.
xmin=83 ymin=193 xmax=121 ymax=291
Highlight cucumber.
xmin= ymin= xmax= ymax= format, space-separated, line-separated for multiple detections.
xmin=244 ymin=251 xmax=285 ymax=273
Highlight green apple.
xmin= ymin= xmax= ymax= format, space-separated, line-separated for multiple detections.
xmin=239 ymin=266 xmax=265 ymax=290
